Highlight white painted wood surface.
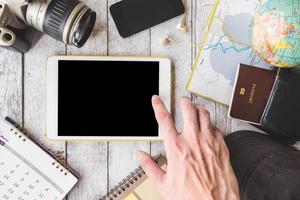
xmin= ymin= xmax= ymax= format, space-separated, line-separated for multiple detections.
xmin=0 ymin=0 xmax=260 ymax=199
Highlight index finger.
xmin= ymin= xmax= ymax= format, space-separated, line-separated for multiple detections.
xmin=152 ymin=95 xmax=178 ymax=145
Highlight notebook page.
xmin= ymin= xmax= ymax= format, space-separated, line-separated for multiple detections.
xmin=0 ymin=119 xmax=78 ymax=200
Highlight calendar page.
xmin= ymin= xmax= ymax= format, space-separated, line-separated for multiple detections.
xmin=0 ymin=118 xmax=78 ymax=200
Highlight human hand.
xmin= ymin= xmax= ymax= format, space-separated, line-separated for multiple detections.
xmin=138 ymin=96 xmax=240 ymax=200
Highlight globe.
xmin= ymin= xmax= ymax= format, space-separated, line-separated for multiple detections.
xmin=252 ymin=0 xmax=300 ymax=67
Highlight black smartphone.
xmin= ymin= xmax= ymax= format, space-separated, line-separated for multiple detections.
xmin=110 ymin=0 xmax=185 ymax=38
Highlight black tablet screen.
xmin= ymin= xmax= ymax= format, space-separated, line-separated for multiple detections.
xmin=58 ymin=60 xmax=159 ymax=137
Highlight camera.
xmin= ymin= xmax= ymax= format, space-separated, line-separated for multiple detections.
xmin=0 ymin=0 xmax=96 ymax=53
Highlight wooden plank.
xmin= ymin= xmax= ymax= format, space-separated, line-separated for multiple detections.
xmin=66 ymin=0 xmax=108 ymax=199
xmin=0 ymin=49 xmax=22 ymax=124
xmin=231 ymin=119 xmax=262 ymax=133
xmin=67 ymin=142 xmax=107 ymax=200
xmin=215 ymin=104 xmax=231 ymax=136
xmin=107 ymin=0 xmax=151 ymax=188
xmin=149 ymin=0 xmax=192 ymax=156
xmin=23 ymin=33 xmax=66 ymax=164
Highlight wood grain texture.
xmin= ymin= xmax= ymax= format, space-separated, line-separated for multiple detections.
xmin=66 ymin=142 xmax=107 ymax=200
xmin=66 ymin=0 xmax=108 ymax=199
xmin=0 ymin=49 xmax=22 ymax=125
xmin=215 ymin=104 xmax=232 ymax=135
xmin=107 ymin=0 xmax=151 ymax=190
xmin=0 ymin=0 xmax=281 ymax=199
xmin=230 ymin=119 xmax=261 ymax=133
xmin=23 ymin=33 xmax=66 ymax=157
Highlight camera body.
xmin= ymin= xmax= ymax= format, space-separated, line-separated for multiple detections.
xmin=0 ymin=0 xmax=96 ymax=53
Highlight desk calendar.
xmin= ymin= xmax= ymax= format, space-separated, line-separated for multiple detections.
xmin=0 ymin=117 xmax=79 ymax=200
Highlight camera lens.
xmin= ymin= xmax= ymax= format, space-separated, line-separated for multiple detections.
xmin=26 ymin=0 xmax=96 ymax=47
xmin=71 ymin=8 xmax=96 ymax=47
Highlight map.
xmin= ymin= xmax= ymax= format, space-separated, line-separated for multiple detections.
xmin=186 ymin=0 xmax=271 ymax=105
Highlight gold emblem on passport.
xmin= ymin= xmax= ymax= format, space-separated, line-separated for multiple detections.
xmin=240 ymin=88 xmax=246 ymax=95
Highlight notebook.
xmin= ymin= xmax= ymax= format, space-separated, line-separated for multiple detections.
xmin=101 ymin=155 xmax=167 ymax=200
xmin=0 ymin=117 xmax=79 ymax=200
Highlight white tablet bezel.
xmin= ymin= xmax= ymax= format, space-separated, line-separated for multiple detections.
xmin=46 ymin=55 xmax=171 ymax=141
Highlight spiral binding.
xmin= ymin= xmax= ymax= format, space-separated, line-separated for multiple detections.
xmin=100 ymin=166 xmax=146 ymax=200
xmin=6 ymin=117 xmax=28 ymax=142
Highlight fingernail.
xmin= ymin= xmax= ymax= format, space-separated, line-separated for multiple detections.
xmin=152 ymin=95 xmax=159 ymax=100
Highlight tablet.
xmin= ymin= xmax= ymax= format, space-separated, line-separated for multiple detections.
xmin=46 ymin=56 xmax=171 ymax=141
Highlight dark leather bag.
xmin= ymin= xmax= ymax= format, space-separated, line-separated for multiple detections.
xmin=259 ymin=67 xmax=300 ymax=143
xmin=225 ymin=131 xmax=300 ymax=200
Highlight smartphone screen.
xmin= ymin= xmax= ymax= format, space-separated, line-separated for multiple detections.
xmin=110 ymin=0 xmax=185 ymax=37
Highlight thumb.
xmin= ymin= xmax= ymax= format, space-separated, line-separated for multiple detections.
xmin=137 ymin=151 xmax=165 ymax=186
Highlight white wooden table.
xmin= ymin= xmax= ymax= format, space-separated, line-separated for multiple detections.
xmin=0 ymin=0 xmax=259 ymax=199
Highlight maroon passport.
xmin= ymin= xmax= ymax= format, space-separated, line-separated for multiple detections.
xmin=229 ymin=64 xmax=277 ymax=124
